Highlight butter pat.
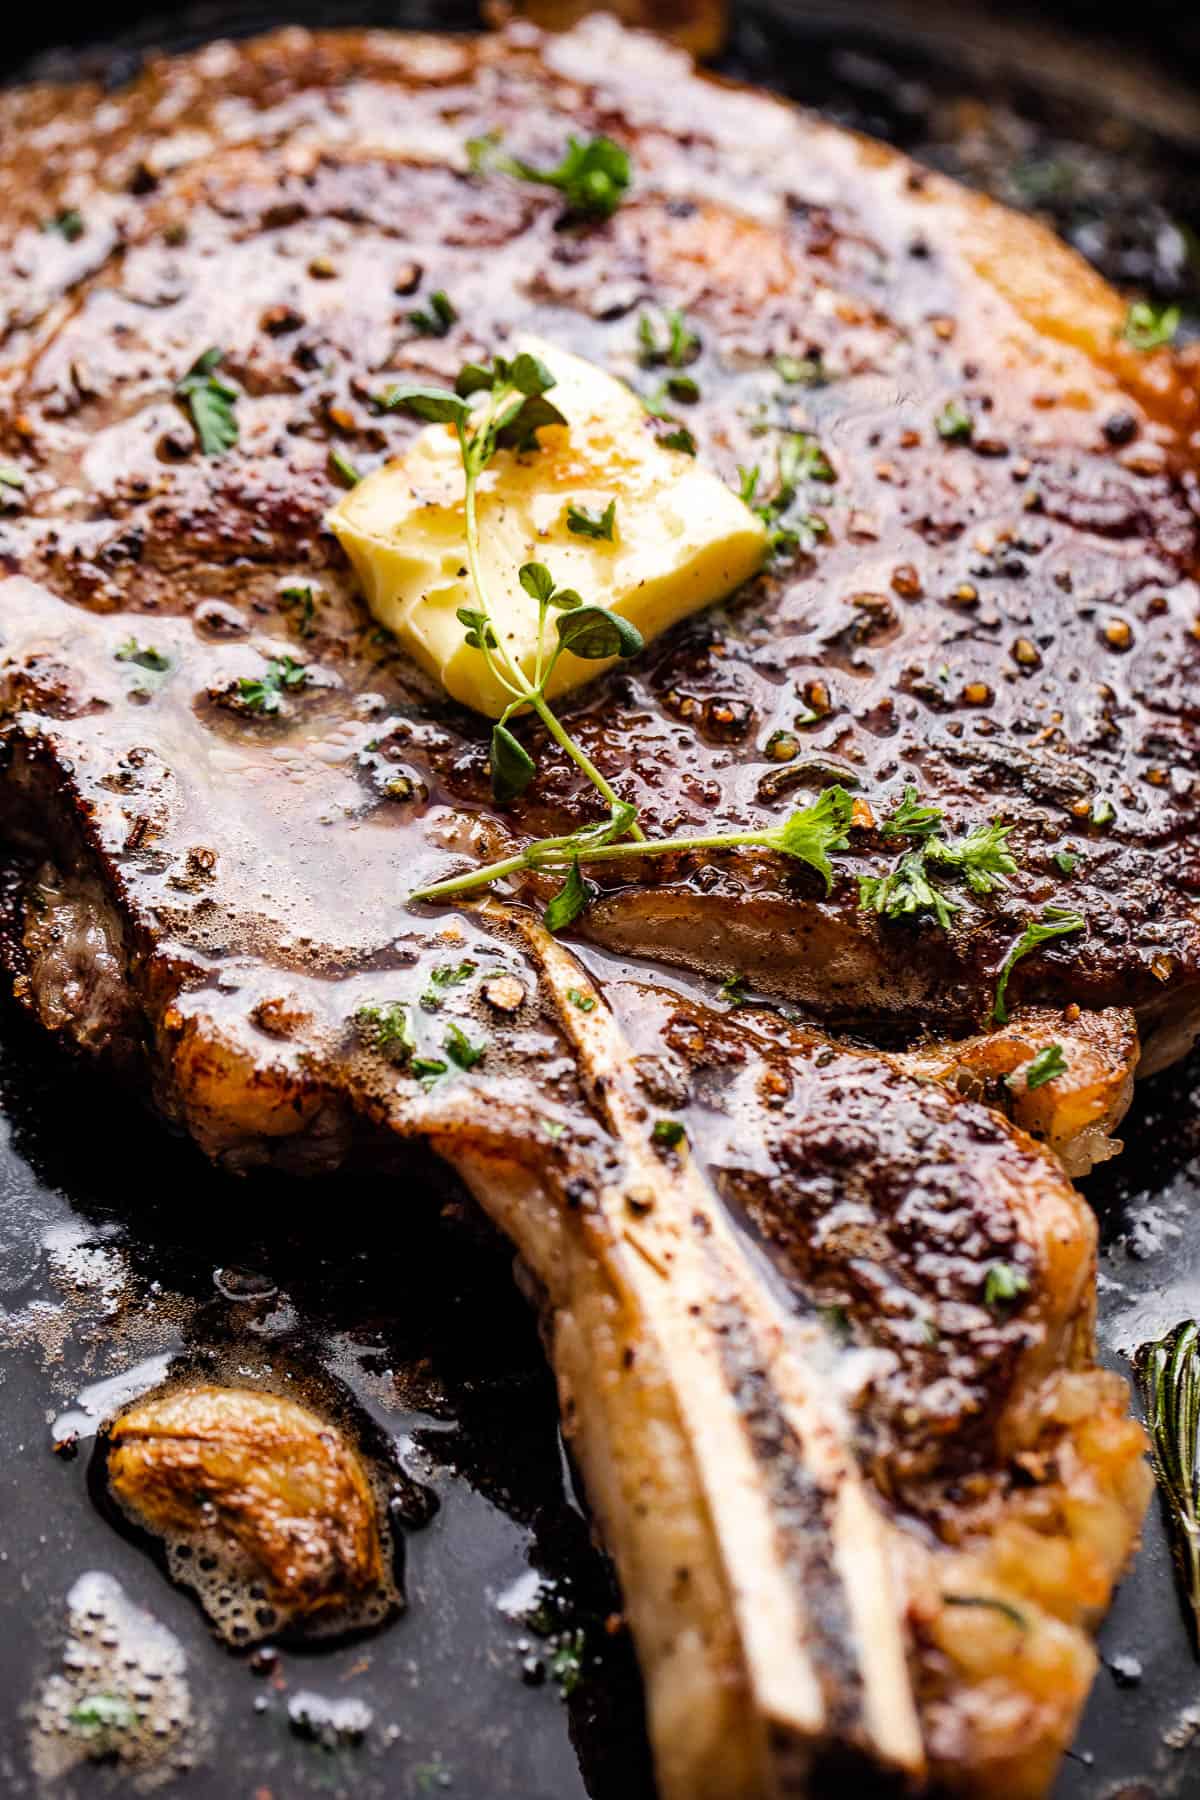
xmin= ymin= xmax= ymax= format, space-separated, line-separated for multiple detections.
xmin=326 ymin=337 xmax=766 ymax=718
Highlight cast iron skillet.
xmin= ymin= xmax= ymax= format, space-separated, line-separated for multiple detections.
xmin=1 ymin=6 xmax=1199 ymax=1798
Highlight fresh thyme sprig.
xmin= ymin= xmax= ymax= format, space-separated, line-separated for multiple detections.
xmin=1136 ymin=1320 xmax=1200 ymax=1651
xmin=410 ymin=785 xmax=857 ymax=923
xmin=379 ymin=356 xmax=645 ymax=837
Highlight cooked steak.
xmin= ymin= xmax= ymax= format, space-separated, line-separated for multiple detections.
xmin=0 ymin=17 xmax=1165 ymax=1798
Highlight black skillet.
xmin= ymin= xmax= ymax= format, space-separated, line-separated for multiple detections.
xmin=1 ymin=4 xmax=1199 ymax=1797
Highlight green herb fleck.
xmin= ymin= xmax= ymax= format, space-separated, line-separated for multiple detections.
xmin=651 ymin=1118 xmax=686 ymax=1149
xmin=1091 ymin=797 xmax=1115 ymax=828
xmin=431 ymin=960 xmax=477 ymax=988
xmin=860 ymin=786 xmax=1017 ymax=930
xmin=444 ymin=1022 xmax=486 ymax=1070
xmin=44 ymin=208 xmax=85 ymax=243
xmin=545 ymin=859 xmax=596 ymax=933
xmin=567 ymin=987 xmax=596 ymax=1012
xmin=355 ymin=1001 xmax=415 ymax=1061
xmin=549 ymin=1628 xmax=587 ymax=1697
xmin=236 ymin=655 xmax=309 ymax=716
xmin=637 ymin=307 xmax=699 ymax=369
xmin=1122 ymin=299 xmax=1180 ymax=353
xmin=467 ymin=132 xmax=631 ymax=221
xmin=984 ymin=1261 xmax=1031 ymax=1307
xmin=115 ymin=638 xmax=170 ymax=673
xmin=411 ymin=1056 xmax=448 ymax=1086
xmin=409 ymin=289 xmax=457 ymax=337
xmin=69 ymin=1693 xmax=136 ymax=1734
xmin=661 ymin=425 xmax=697 ymax=456
xmin=0 ymin=464 xmax=26 ymax=507
xmin=176 ymin=347 xmax=238 ymax=456
xmin=718 ymin=973 xmax=749 ymax=1007
xmin=935 ymin=399 xmax=973 ymax=442
xmin=279 ymin=583 xmax=317 ymax=636
xmin=941 ymin=1594 xmax=1027 ymax=1629
xmin=1054 ymin=847 xmax=1079 ymax=876
xmin=775 ymin=353 xmax=826 ymax=386
xmin=1009 ymin=1042 xmax=1068 ymax=1090
xmin=329 ymin=446 xmax=361 ymax=487
xmin=566 ymin=499 xmax=616 ymax=541
xmin=993 ymin=906 xmax=1086 ymax=1023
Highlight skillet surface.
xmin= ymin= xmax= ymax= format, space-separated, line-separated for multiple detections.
xmin=1 ymin=5 xmax=1199 ymax=1796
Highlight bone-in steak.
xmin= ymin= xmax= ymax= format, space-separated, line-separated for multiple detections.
xmin=0 ymin=18 xmax=1168 ymax=1799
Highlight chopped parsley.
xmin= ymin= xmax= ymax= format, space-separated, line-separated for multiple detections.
xmin=115 ymin=638 xmax=170 ymax=673
xmin=567 ymin=987 xmax=596 ymax=1012
xmin=467 ymin=132 xmax=631 ymax=220
xmin=651 ymin=1118 xmax=686 ymax=1149
xmin=175 ymin=347 xmax=239 ymax=456
xmin=993 ymin=906 xmax=1086 ymax=1023
xmin=934 ymin=399 xmax=973 ymax=442
xmin=1009 ymin=1042 xmax=1068 ymax=1090
xmin=718 ymin=973 xmax=749 ymax=1007
xmin=237 ymin=655 xmax=309 ymax=715
xmin=444 ymin=1022 xmax=486 ymax=1070
xmin=411 ymin=1055 xmax=448 ymax=1085
xmin=661 ymin=425 xmax=696 ymax=456
xmin=775 ymin=353 xmax=826 ymax=386
xmin=983 ymin=1261 xmax=1031 ymax=1307
xmin=430 ymin=960 xmax=477 ymax=989
xmin=279 ymin=583 xmax=317 ymax=636
xmin=549 ymin=1627 xmax=587 ymax=1697
xmin=1054 ymin=847 xmax=1079 ymax=876
xmin=43 ymin=208 xmax=84 ymax=243
xmin=69 ymin=1693 xmax=136 ymax=1734
xmin=859 ymin=786 xmax=1017 ymax=930
xmin=354 ymin=1001 xmax=415 ymax=1061
xmin=1121 ymin=299 xmax=1180 ymax=353
xmin=638 ymin=307 xmax=700 ymax=369
xmin=566 ymin=499 xmax=616 ymax=541
xmin=0 ymin=464 xmax=25 ymax=507
xmin=409 ymin=288 xmax=457 ymax=337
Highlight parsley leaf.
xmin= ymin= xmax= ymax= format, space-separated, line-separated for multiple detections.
xmin=993 ymin=906 xmax=1086 ymax=1023
xmin=862 ymin=786 xmax=1017 ymax=927
xmin=491 ymin=722 xmax=537 ymax=805
xmin=718 ymin=973 xmax=749 ymax=1007
xmin=775 ymin=353 xmax=826 ymax=386
xmin=1054 ymin=847 xmax=1079 ymax=876
xmin=1009 ymin=1042 xmax=1068 ymax=1090
xmin=354 ymin=1001 xmax=414 ymax=1062
xmin=935 ymin=399 xmax=973 ymax=442
xmin=115 ymin=638 xmax=170 ymax=673
xmin=176 ymin=347 xmax=239 ymax=456
xmin=566 ymin=499 xmax=616 ymax=541
xmin=984 ymin=1261 xmax=1031 ymax=1307
xmin=860 ymin=848 xmax=960 ymax=931
xmin=237 ymin=655 xmax=309 ymax=715
xmin=544 ymin=859 xmax=595 ymax=933
xmin=444 ymin=1022 xmax=486 ymax=1069
xmin=44 ymin=208 xmax=84 ymax=243
xmin=651 ymin=1118 xmax=686 ymax=1149
xmin=661 ymin=425 xmax=696 ymax=456
xmin=469 ymin=132 xmax=631 ymax=220
xmin=409 ymin=289 xmax=457 ymax=337
xmin=279 ymin=583 xmax=317 ymax=636
xmin=567 ymin=987 xmax=596 ymax=1012
xmin=328 ymin=446 xmax=362 ymax=487
xmin=430 ymin=960 xmax=477 ymax=988
xmin=69 ymin=1693 xmax=136 ymax=1734
xmin=638 ymin=307 xmax=700 ymax=369
xmin=765 ymin=785 xmax=855 ymax=893
xmin=1122 ymin=299 xmax=1179 ymax=352
xmin=881 ymin=785 xmax=944 ymax=839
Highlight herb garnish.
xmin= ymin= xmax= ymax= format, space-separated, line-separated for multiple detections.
xmin=176 ymin=348 xmax=239 ymax=456
xmin=983 ymin=1261 xmax=1031 ymax=1307
xmin=941 ymin=1594 xmax=1026 ymax=1630
xmin=993 ymin=906 xmax=1085 ymax=1023
xmin=549 ymin=1627 xmax=587 ymax=1696
xmin=467 ymin=132 xmax=631 ymax=221
xmin=1054 ymin=848 xmax=1079 ymax=876
xmin=444 ymin=1022 xmax=486 ymax=1069
xmin=115 ymin=638 xmax=170 ymax=673
xmin=279 ymin=583 xmax=317 ymax=636
xmin=566 ymin=499 xmax=616 ymax=541
xmin=775 ymin=353 xmax=826 ymax=387
xmin=651 ymin=1118 xmax=686 ymax=1149
xmin=718 ymin=973 xmax=749 ymax=1007
xmin=409 ymin=288 xmax=457 ymax=337
xmin=741 ymin=432 xmax=833 ymax=556
xmin=44 ymin=208 xmax=85 ymax=243
xmin=1122 ymin=300 xmax=1180 ymax=353
xmin=1009 ymin=1042 xmax=1067 ymax=1090
xmin=237 ymin=655 xmax=309 ymax=715
xmin=69 ymin=1693 xmax=136 ymax=1734
xmin=354 ymin=1001 xmax=414 ymax=1061
xmin=935 ymin=399 xmax=973 ymax=442
xmin=1136 ymin=1320 xmax=1200 ymax=1648
xmin=638 ymin=308 xmax=699 ymax=369
xmin=661 ymin=425 xmax=697 ymax=457
xmin=379 ymin=357 xmax=642 ymax=831
xmin=0 ymin=465 xmax=25 ymax=507
xmin=329 ymin=446 xmax=361 ymax=488
xmin=567 ymin=987 xmax=596 ymax=1012
xmin=859 ymin=785 xmax=1017 ymax=930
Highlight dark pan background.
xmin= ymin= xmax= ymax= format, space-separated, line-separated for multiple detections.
xmin=2 ymin=5 xmax=1200 ymax=1797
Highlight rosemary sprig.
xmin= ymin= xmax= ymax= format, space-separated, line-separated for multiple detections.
xmin=1136 ymin=1320 xmax=1200 ymax=1650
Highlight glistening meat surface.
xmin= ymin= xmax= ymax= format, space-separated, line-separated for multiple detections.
xmin=0 ymin=16 xmax=1170 ymax=1798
